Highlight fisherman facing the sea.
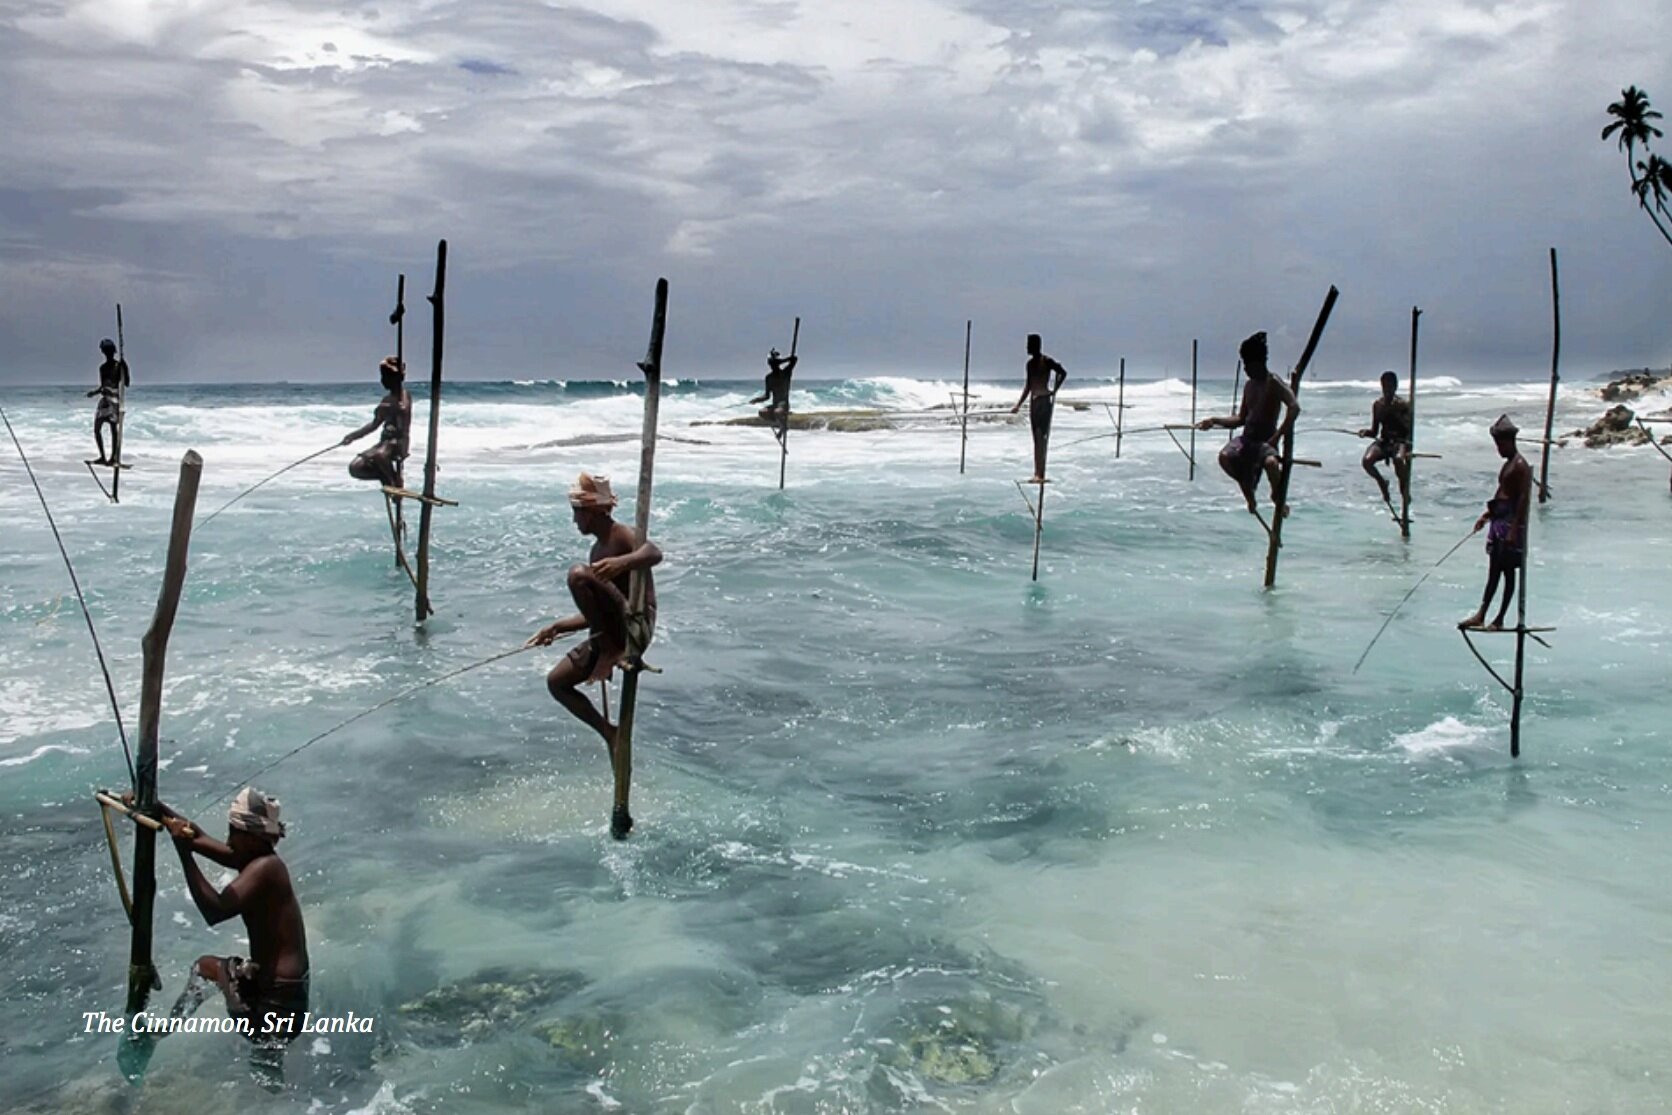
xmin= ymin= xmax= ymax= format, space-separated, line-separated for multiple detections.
xmin=528 ymin=472 xmax=663 ymax=779
xmin=1011 ymin=333 xmax=1067 ymax=483
xmin=1197 ymin=331 xmax=1299 ymax=516
xmin=1360 ymin=370 xmax=1412 ymax=507
xmin=87 ymin=337 xmax=129 ymax=465
xmin=154 ymin=788 xmax=310 ymax=1044
xmin=750 ymin=348 xmax=798 ymax=425
xmin=1460 ymin=414 xmax=1532 ymax=631
xmin=341 ymin=356 xmax=411 ymax=487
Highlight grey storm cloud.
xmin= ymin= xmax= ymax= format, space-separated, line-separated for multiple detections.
xmin=0 ymin=0 xmax=1667 ymax=385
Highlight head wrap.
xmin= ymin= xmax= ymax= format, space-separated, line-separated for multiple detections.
xmin=568 ymin=472 xmax=618 ymax=510
xmin=1239 ymin=332 xmax=1268 ymax=368
xmin=1490 ymin=414 xmax=1519 ymax=438
xmin=379 ymin=356 xmax=405 ymax=378
xmin=228 ymin=787 xmax=285 ymax=839
xmin=100 ymin=338 xmax=117 ymax=355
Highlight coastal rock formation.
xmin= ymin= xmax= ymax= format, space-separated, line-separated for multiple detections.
xmin=1566 ymin=405 xmax=1662 ymax=448
xmin=397 ymin=966 xmax=587 ymax=1047
xmin=1599 ymin=369 xmax=1672 ymax=402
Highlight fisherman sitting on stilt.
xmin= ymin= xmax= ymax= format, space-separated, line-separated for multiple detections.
xmin=1360 ymin=370 xmax=1412 ymax=509
xmin=1459 ymin=414 xmax=1532 ymax=631
xmin=145 ymin=788 xmax=310 ymax=1053
xmin=750 ymin=348 xmax=798 ymax=427
xmin=1197 ymin=331 xmax=1298 ymax=517
xmin=341 ymin=356 xmax=411 ymax=487
xmin=528 ymin=472 xmax=663 ymax=766
xmin=87 ymin=337 xmax=129 ymax=465
xmin=1011 ymin=332 xmax=1067 ymax=483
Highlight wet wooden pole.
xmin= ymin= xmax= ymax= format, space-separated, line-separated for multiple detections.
xmin=612 ymin=277 xmax=667 ymax=839
xmin=1538 ymin=248 xmax=1560 ymax=503
xmin=389 ymin=275 xmax=408 ymax=570
xmin=414 ymin=242 xmax=446 ymax=622
xmin=126 ymin=450 xmax=202 ymax=1016
xmin=112 ymin=304 xmax=126 ymax=503
xmin=1264 ymin=285 xmax=1340 ymax=589
xmin=1030 ymin=482 xmax=1046 ymax=582
xmin=1509 ymin=518 xmax=1531 ymax=758
xmin=1189 ymin=340 xmax=1198 ymax=481
xmin=959 ymin=320 xmax=972 ymax=475
xmin=778 ymin=316 xmax=799 ymax=491
xmin=1401 ymin=306 xmax=1422 ymax=539
xmin=1115 ymin=357 xmax=1126 ymax=459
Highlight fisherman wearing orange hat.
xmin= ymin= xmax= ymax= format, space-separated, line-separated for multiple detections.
xmin=341 ymin=355 xmax=411 ymax=487
xmin=528 ymin=472 xmax=664 ymax=784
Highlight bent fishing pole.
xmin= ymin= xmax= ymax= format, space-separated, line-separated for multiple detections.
xmin=196 ymin=442 xmax=343 ymax=527
xmin=1352 ymin=524 xmax=1479 ymax=673
xmin=1 ymin=403 xmax=136 ymax=785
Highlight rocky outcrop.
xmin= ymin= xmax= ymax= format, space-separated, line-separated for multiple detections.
xmin=1569 ymin=404 xmax=1652 ymax=448
xmin=1599 ymin=369 xmax=1672 ymax=402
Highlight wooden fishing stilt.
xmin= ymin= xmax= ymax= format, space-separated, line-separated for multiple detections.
xmin=1115 ymin=357 xmax=1126 ymax=459
xmin=1401 ymin=306 xmax=1422 ymax=539
xmin=959 ymin=320 xmax=972 ymax=475
xmin=414 ymin=241 xmax=447 ymax=623
xmin=1231 ymin=358 xmax=1242 ymax=410
xmin=1538 ymin=248 xmax=1560 ymax=503
xmin=776 ymin=316 xmax=799 ymax=491
xmin=1189 ymin=340 xmax=1198 ymax=480
xmin=1014 ymin=479 xmax=1047 ymax=581
xmin=112 ymin=304 xmax=126 ymax=504
xmin=389 ymin=275 xmax=407 ymax=569
xmin=1458 ymin=520 xmax=1553 ymax=759
xmin=1264 ymin=286 xmax=1340 ymax=589
xmin=125 ymin=450 xmax=202 ymax=1017
xmin=611 ymin=277 xmax=668 ymax=840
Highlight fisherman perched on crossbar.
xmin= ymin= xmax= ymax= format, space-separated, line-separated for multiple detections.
xmin=1459 ymin=414 xmax=1532 ymax=631
xmin=528 ymin=472 xmax=662 ymax=783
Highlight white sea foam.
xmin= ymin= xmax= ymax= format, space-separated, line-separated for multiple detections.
xmin=1393 ymin=716 xmax=1492 ymax=755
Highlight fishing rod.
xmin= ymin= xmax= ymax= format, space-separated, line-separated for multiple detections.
xmin=1059 ymin=424 xmax=1175 ymax=450
xmin=197 ymin=643 xmax=536 ymax=808
xmin=0 ymin=403 xmax=136 ymax=786
xmin=1351 ymin=524 xmax=1479 ymax=674
xmin=196 ymin=442 xmax=341 ymax=527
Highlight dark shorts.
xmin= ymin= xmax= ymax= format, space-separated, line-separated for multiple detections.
xmin=1374 ymin=439 xmax=1409 ymax=460
xmin=1225 ymin=436 xmax=1278 ymax=484
xmin=221 ymin=957 xmax=309 ymax=1045
xmin=95 ymin=396 xmax=119 ymax=423
xmin=567 ymin=604 xmax=658 ymax=684
xmin=1029 ymin=395 xmax=1053 ymax=438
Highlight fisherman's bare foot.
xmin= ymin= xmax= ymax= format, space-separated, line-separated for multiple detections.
xmin=1486 ymin=618 xmax=1505 ymax=632
xmin=1243 ymin=492 xmax=1258 ymax=514
xmin=1276 ymin=501 xmax=1290 ymax=519
xmin=610 ymin=805 xmax=634 ymax=840
xmin=94 ymin=456 xmax=109 ymax=466
xmin=1458 ymin=609 xmax=1486 ymax=629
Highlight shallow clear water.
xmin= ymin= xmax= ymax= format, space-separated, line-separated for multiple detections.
xmin=2 ymin=368 xmax=1670 ymax=1113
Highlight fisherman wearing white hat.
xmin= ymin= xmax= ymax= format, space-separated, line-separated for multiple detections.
xmin=528 ymin=472 xmax=664 ymax=778
xmin=149 ymin=787 xmax=310 ymax=1048
xmin=1459 ymin=414 xmax=1532 ymax=631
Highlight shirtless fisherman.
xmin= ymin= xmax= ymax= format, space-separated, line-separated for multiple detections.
xmin=1197 ymin=331 xmax=1300 ymax=516
xmin=154 ymin=788 xmax=310 ymax=1045
xmin=1459 ymin=415 xmax=1532 ymax=631
xmin=1360 ymin=370 xmax=1412 ymax=508
xmin=527 ymin=473 xmax=663 ymax=825
xmin=87 ymin=337 xmax=129 ymax=465
xmin=1010 ymin=333 xmax=1067 ymax=483
xmin=340 ymin=356 xmax=411 ymax=487
xmin=749 ymin=348 xmax=798 ymax=425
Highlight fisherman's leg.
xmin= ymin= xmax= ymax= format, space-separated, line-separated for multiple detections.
xmin=93 ymin=418 xmax=110 ymax=464
xmin=1462 ymin=555 xmax=1503 ymax=628
xmin=348 ymin=453 xmax=379 ymax=481
xmin=110 ymin=420 xmax=122 ymax=465
xmin=169 ymin=957 xmax=218 ymax=1021
xmin=1489 ymin=556 xmax=1520 ymax=630
xmin=1218 ymin=445 xmax=1256 ymax=512
xmin=1261 ymin=453 xmax=1288 ymax=517
xmin=547 ymin=646 xmax=614 ymax=749
xmin=1395 ymin=449 xmax=1412 ymax=502
xmin=568 ymin=563 xmax=628 ymax=654
xmin=1363 ymin=446 xmax=1390 ymax=502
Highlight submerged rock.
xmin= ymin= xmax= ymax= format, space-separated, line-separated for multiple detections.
xmin=878 ymin=987 xmax=1040 ymax=1088
xmin=397 ymin=967 xmax=587 ymax=1047
xmin=532 ymin=1012 xmax=618 ymax=1068
xmin=1568 ymin=405 xmax=1651 ymax=448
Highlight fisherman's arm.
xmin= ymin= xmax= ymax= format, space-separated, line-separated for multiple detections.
xmin=1011 ymin=382 xmax=1032 ymax=413
xmin=1050 ymin=360 xmax=1067 ymax=397
xmin=592 ymin=541 xmax=662 ymax=581
xmin=172 ymin=832 xmax=266 ymax=927
xmin=1360 ymin=401 xmax=1380 ymax=439
xmin=341 ymin=417 xmax=380 ymax=445
xmin=527 ymin=613 xmax=588 ymax=647
xmin=1276 ymin=380 xmax=1301 ymax=438
xmin=121 ymin=360 xmax=131 ymax=388
xmin=156 ymin=802 xmax=239 ymax=867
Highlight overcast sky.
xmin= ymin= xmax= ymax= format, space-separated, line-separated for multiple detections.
xmin=2 ymin=0 xmax=1668 ymax=385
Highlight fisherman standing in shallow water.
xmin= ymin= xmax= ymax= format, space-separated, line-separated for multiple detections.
xmin=341 ymin=356 xmax=411 ymax=487
xmin=1198 ymin=331 xmax=1299 ymax=516
xmin=1460 ymin=415 xmax=1532 ymax=631
xmin=1011 ymin=333 xmax=1067 ymax=483
xmin=149 ymin=789 xmax=310 ymax=1052
xmin=87 ymin=338 xmax=129 ymax=465
xmin=1360 ymin=370 xmax=1412 ymax=509
xmin=528 ymin=472 xmax=663 ymax=768
xmin=750 ymin=347 xmax=798 ymax=425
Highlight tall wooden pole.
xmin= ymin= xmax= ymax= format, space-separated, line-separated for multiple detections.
xmin=1509 ymin=517 xmax=1530 ymax=758
xmin=126 ymin=450 xmax=202 ymax=1016
xmin=1264 ymin=285 xmax=1340 ymax=589
xmin=1115 ymin=357 xmax=1125 ymax=459
xmin=1030 ymin=483 xmax=1045 ymax=582
xmin=778 ymin=316 xmax=798 ymax=491
xmin=1538 ymin=248 xmax=1560 ymax=503
xmin=1189 ymin=340 xmax=1198 ymax=481
xmin=612 ymin=277 xmax=667 ymax=839
xmin=414 ymin=242 xmax=446 ymax=622
xmin=959 ymin=320 xmax=972 ymax=475
xmin=112 ymin=305 xmax=126 ymax=503
xmin=1402 ymin=306 xmax=1422 ymax=539
xmin=1231 ymin=358 xmax=1242 ymax=410
xmin=390 ymin=275 xmax=407 ymax=564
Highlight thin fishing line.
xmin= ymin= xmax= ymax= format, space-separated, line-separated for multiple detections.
xmin=1059 ymin=424 xmax=1172 ymax=450
xmin=0 ymin=402 xmax=136 ymax=786
xmin=199 ymin=644 xmax=535 ymax=808
xmin=198 ymin=442 xmax=340 ymax=527
xmin=1352 ymin=526 xmax=1478 ymax=674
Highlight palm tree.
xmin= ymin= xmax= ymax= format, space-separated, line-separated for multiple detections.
xmin=1604 ymin=86 xmax=1672 ymax=247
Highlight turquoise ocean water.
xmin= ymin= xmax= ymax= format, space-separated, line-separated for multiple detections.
xmin=2 ymin=368 xmax=1670 ymax=1113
